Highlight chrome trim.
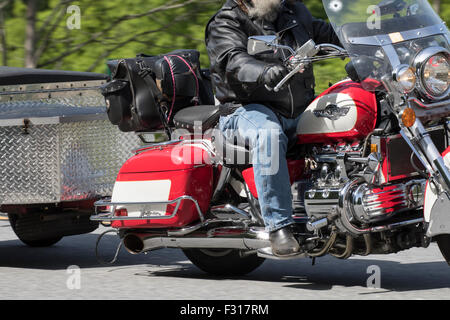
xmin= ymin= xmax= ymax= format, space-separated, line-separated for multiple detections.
xmin=414 ymin=47 xmax=450 ymax=100
xmin=133 ymin=139 xmax=182 ymax=154
xmin=167 ymin=218 xmax=246 ymax=237
xmin=347 ymin=24 xmax=446 ymax=46
xmin=399 ymin=129 xmax=434 ymax=173
xmin=210 ymin=204 xmax=252 ymax=220
xmin=350 ymin=179 xmax=426 ymax=224
xmin=0 ymin=114 xmax=108 ymax=127
xmin=306 ymin=218 xmax=328 ymax=231
xmin=0 ymin=80 xmax=106 ymax=95
xmin=91 ymin=195 xmax=205 ymax=222
xmin=392 ymin=64 xmax=416 ymax=93
xmin=121 ymin=226 xmax=272 ymax=254
xmin=434 ymin=158 xmax=450 ymax=189
xmin=337 ymin=179 xmax=425 ymax=235
xmin=408 ymin=97 xmax=450 ymax=109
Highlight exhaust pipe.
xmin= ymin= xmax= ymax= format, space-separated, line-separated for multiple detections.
xmin=122 ymin=227 xmax=271 ymax=255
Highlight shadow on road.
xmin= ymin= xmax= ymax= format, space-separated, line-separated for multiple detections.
xmin=0 ymin=232 xmax=159 ymax=270
xmin=1 ymin=225 xmax=450 ymax=293
xmin=138 ymin=257 xmax=450 ymax=293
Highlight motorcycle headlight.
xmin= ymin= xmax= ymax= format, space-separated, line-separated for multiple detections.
xmin=415 ymin=47 xmax=450 ymax=100
xmin=393 ymin=65 xmax=416 ymax=93
xmin=422 ymin=54 xmax=449 ymax=97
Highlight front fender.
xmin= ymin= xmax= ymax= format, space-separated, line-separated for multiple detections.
xmin=424 ymin=146 xmax=450 ymax=237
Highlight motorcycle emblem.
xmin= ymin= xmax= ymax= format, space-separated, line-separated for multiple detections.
xmin=313 ymin=104 xmax=350 ymax=121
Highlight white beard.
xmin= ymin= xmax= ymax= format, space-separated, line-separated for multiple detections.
xmin=247 ymin=0 xmax=282 ymax=22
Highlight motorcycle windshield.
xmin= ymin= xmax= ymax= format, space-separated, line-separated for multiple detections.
xmin=322 ymin=0 xmax=449 ymax=91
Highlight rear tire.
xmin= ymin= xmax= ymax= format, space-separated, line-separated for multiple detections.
xmin=183 ymin=248 xmax=265 ymax=276
xmin=436 ymin=234 xmax=450 ymax=266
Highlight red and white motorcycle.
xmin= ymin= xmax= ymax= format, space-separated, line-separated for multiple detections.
xmin=92 ymin=0 xmax=450 ymax=276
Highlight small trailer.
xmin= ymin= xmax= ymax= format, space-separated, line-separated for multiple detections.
xmin=0 ymin=67 xmax=141 ymax=247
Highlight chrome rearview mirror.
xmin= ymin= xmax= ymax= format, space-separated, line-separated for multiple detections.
xmin=247 ymin=35 xmax=278 ymax=55
xmin=296 ymin=39 xmax=319 ymax=59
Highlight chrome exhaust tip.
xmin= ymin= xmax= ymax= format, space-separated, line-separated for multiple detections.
xmin=123 ymin=233 xmax=145 ymax=254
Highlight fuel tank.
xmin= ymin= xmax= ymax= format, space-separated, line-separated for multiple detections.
xmin=297 ymin=80 xmax=378 ymax=144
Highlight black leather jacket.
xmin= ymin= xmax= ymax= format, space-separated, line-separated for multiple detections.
xmin=205 ymin=0 xmax=341 ymax=118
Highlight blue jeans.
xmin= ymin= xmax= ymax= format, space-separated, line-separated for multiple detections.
xmin=219 ymin=104 xmax=301 ymax=232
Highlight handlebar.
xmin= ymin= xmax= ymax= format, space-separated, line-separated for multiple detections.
xmin=272 ymin=45 xmax=348 ymax=92
xmin=247 ymin=36 xmax=348 ymax=92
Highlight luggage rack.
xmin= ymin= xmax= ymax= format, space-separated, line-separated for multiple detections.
xmin=91 ymin=195 xmax=205 ymax=222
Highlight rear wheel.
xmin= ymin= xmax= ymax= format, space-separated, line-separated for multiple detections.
xmin=436 ymin=234 xmax=450 ymax=266
xmin=183 ymin=248 xmax=265 ymax=276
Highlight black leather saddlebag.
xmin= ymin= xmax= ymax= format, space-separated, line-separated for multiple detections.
xmin=101 ymin=49 xmax=214 ymax=132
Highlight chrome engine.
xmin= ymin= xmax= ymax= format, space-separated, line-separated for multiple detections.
xmin=296 ymin=141 xmax=427 ymax=234
xmin=303 ymin=179 xmax=425 ymax=225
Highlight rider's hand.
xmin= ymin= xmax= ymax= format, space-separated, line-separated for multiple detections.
xmin=260 ymin=64 xmax=288 ymax=89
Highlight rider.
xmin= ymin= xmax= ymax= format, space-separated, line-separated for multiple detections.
xmin=206 ymin=0 xmax=341 ymax=256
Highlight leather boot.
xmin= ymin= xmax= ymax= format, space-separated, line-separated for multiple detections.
xmin=269 ymin=226 xmax=301 ymax=257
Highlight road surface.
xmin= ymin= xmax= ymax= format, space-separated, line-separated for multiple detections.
xmin=0 ymin=220 xmax=449 ymax=300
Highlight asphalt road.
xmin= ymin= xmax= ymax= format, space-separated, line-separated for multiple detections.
xmin=0 ymin=220 xmax=450 ymax=300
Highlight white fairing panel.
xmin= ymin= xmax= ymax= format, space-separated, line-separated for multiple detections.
xmin=111 ymin=180 xmax=172 ymax=217
xmin=297 ymin=93 xmax=357 ymax=135
xmin=424 ymin=149 xmax=450 ymax=222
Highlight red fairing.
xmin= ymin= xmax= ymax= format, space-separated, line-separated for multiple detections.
xmin=112 ymin=143 xmax=213 ymax=229
xmin=242 ymin=159 xmax=305 ymax=198
xmin=297 ymin=81 xmax=378 ymax=144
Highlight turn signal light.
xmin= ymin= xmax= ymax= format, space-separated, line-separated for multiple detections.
xmin=401 ymin=108 xmax=416 ymax=128
xmin=370 ymin=144 xmax=378 ymax=153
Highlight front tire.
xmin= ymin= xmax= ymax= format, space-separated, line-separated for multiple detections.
xmin=183 ymin=248 xmax=265 ymax=276
xmin=436 ymin=234 xmax=450 ymax=266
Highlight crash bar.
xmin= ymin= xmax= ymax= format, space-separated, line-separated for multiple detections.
xmin=91 ymin=195 xmax=205 ymax=222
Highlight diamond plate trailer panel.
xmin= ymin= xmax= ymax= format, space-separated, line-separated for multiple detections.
xmin=0 ymin=80 xmax=141 ymax=205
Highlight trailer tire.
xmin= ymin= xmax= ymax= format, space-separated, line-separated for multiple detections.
xmin=8 ymin=213 xmax=63 ymax=247
xmin=18 ymin=237 xmax=63 ymax=247
xmin=182 ymin=248 xmax=264 ymax=276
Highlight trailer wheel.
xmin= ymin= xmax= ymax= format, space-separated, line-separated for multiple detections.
xmin=18 ymin=237 xmax=63 ymax=247
xmin=8 ymin=213 xmax=62 ymax=247
xmin=182 ymin=249 xmax=264 ymax=276
xmin=436 ymin=234 xmax=450 ymax=266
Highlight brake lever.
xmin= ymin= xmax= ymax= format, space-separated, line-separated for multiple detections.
xmin=273 ymin=62 xmax=306 ymax=92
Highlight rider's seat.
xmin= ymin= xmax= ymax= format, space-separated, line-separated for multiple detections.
xmin=173 ymin=105 xmax=252 ymax=166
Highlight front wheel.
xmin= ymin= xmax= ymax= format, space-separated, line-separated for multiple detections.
xmin=183 ymin=249 xmax=265 ymax=276
xmin=436 ymin=235 xmax=450 ymax=266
